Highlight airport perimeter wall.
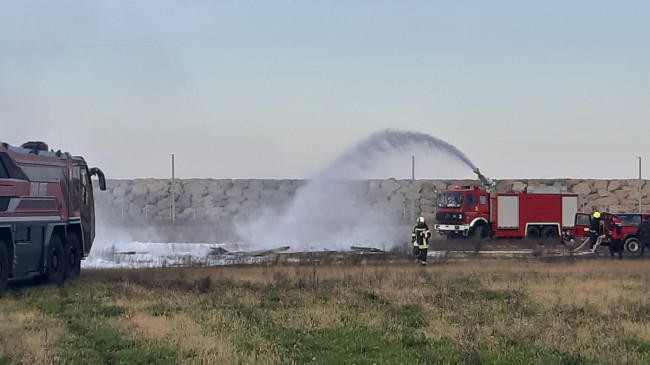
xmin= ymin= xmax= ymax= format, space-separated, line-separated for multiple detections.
xmin=96 ymin=178 xmax=650 ymax=225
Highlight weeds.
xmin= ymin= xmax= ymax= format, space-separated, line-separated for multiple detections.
xmin=1 ymin=260 xmax=650 ymax=364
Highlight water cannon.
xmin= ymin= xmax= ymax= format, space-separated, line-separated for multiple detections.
xmin=473 ymin=168 xmax=495 ymax=191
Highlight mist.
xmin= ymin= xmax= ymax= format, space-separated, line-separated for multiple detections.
xmin=236 ymin=129 xmax=477 ymax=251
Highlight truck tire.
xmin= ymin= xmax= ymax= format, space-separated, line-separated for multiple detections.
xmin=541 ymin=227 xmax=559 ymax=238
xmin=471 ymin=225 xmax=490 ymax=240
xmin=0 ymin=240 xmax=8 ymax=296
xmin=65 ymin=234 xmax=81 ymax=279
xmin=44 ymin=235 xmax=65 ymax=285
xmin=625 ymin=238 xmax=640 ymax=254
xmin=526 ymin=227 xmax=541 ymax=239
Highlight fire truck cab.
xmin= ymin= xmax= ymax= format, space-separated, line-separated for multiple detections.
xmin=435 ymin=186 xmax=492 ymax=239
xmin=0 ymin=141 xmax=105 ymax=295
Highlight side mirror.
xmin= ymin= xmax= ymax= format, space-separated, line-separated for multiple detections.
xmin=89 ymin=167 xmax=107 ymax=191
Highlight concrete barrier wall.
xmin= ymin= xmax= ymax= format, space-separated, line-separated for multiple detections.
xmin=95 ymin=178 xmax=650 ymax=224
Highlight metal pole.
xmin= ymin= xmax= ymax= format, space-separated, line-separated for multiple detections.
xmin=411 ymin=155 xmax=415 ymax=220
xmin=638 ymin=156 xmax=642 ymax=213
xmin=171 ymin=153 xmax=175 ymax=221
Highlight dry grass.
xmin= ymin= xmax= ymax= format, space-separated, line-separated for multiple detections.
xmin=3 ymin=258 xmax=650 ymax=364
xmin=0 ymin=307 xmax=64 ymax=364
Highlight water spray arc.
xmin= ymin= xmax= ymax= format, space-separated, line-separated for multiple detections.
xmin=319 ymin=129 xmax=476 ymax=179
xmin=237 ymin=129 xmax=478 ymax=251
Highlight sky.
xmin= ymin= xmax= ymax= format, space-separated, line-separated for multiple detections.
xmin=1 ymin=1 xmax=649 ymax=180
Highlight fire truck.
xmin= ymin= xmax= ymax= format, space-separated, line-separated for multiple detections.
xmin=434 ymin=169 xmax=578 ymax=240
xmin=0 ymin=141 xmax=106 ymax=295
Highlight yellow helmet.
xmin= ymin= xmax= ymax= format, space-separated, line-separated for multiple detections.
xmin=593 ymin=211 xmax=601 ymax=218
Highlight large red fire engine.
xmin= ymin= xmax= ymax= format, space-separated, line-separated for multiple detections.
xmin=0 ymin=141 xmax=105 ymax=295
xmin=434 ymin=169 xmax=578 ymax=240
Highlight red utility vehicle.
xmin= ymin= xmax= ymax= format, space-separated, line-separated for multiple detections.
xmin=0 ymin=141 xmax=105 ymax=295
xmin=434 ymin=169 xmax=578 ymax=240
xmin=568 ymin=212 xmax=650 ymax=253
xmin=607 ymin=213 xmax=650 ymax=253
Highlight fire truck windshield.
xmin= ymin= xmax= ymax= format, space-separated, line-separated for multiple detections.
xmin=438 ymin=193 xmax=463 ymax=208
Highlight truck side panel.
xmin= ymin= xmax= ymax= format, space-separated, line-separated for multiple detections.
xmin=562 ymin=196 xmax=578 ymax=228
xmin=519 ymin=194 xmax=562 ymax=232
xmin=13 ymin=223 xmax=46 ymax=277
xmin=496 ymin=196 xmax=519 ymax=229
xmin=492 ymin=193 xmax=577 ymax=238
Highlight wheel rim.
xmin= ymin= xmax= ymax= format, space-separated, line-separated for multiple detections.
xmin=628 ymin=241 xmax=640 ymax=253
xmin=69 ymin=249 xmax=76 ymax=268
xmin=52 ymin=249 xmax=59 ymax=272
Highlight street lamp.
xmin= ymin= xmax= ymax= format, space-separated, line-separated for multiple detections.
xmin=171 ymin=153 xmax=176 ymax=221
xmin=637 ymin=156 xmax=642 ymax=213
xmin=411 ymin=156 xmax=415 ymax=220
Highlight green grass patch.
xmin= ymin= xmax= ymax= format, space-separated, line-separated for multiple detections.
xmin=272 ymin=327 xmax=422 ymax=365
xmin=5 ymin=262 xmax=650 ymax=364
xmin=14 ymin=284 xmax=186 ymax=364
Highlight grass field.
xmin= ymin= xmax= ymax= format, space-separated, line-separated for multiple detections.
xmin=1 ymin=258 xmax=650 ymax=364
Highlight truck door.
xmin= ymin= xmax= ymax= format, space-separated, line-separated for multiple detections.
xmin=573 ymin=213 xmax=591 ymax=238
xmin=79 ymin=166 xmax=94 ymax=253
xmin=69 ymin=165 xmax=93 ymax=253
xmin=464 ymin=194 xmax=478 ymax=221
xmin=478 ymin=194 xmax=490 ymax=218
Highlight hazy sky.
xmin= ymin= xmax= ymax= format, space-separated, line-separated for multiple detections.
xmin=2 ymin=1 xmax=649 ymax=180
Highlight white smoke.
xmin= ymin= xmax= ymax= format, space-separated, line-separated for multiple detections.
xmin=236 ymin=129 xmax=477 ymax=251
xmin=239 ymin=179 xmax=396 ymax=251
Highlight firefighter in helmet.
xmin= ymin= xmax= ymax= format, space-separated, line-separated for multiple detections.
xmin=589 ymin=211 xmax=601 ymax=250
xmin=412 ymin=216 xmax=431 ymax=266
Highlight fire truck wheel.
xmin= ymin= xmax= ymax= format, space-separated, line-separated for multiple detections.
xmin=44 ymin=235 xmax=65 ymax=285
xmin=65 ymin=234 xmax=81 ymax=279
xmin=0 ymin=241 xmax=8 ymax=296
xmin=625 ymin=238 xmax=640 ymax=254
xmin=541 ymin=227 xmax=559 ymax=238
xmin=471 ymin=225 xmax=489 ymax=240
xmin=526 ymin=227 xmax=541 ymax=239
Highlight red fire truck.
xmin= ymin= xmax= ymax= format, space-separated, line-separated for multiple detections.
xmin=434 ymin=169 xmax=578 ymax=240
xmin=0 ymin=141 xmax=105 ymax=295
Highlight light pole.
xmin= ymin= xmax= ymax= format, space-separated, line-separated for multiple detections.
xmin=411 ymin=155 xmax=415 ymax=220
xmin=171 ymin=153 xmax=176 ymax=221
xmin=637 ymin=156 xmax=642 ymax=213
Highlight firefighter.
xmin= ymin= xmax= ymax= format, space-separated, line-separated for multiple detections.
xmin=589 ymin=211 xmax=601 ymax=250
xmin=411 ymin=216 xmax=431 ymax=266
xmin=609 ymin=216 xmax=623 ymax=260
xmin=637 ymin=216 xmax=650 ymax=258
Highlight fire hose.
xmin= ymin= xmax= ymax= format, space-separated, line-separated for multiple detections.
xmin=570 ymin=235 xmax=605 ymax=254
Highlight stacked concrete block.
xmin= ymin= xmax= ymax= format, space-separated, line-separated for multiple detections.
xmin=95 ymin=178 xmax=650 ymax=223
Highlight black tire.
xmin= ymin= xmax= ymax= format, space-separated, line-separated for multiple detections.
xmin=541 ymin=226 xmax=559 ymax=238
xmin=65 ymin=234 xmax=82 ymax=279
xmin=44 ymin=235 xmax=65 ymax=285
xmin=625 ymin=238 xmax=640 ymax=254
xmin=526 ymin=226 xmax=541 ymax=239
xmin=471 ymin=225 xmax=490 ymax=240
xmin=0 ymin=240 xmax=8 ymax=297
